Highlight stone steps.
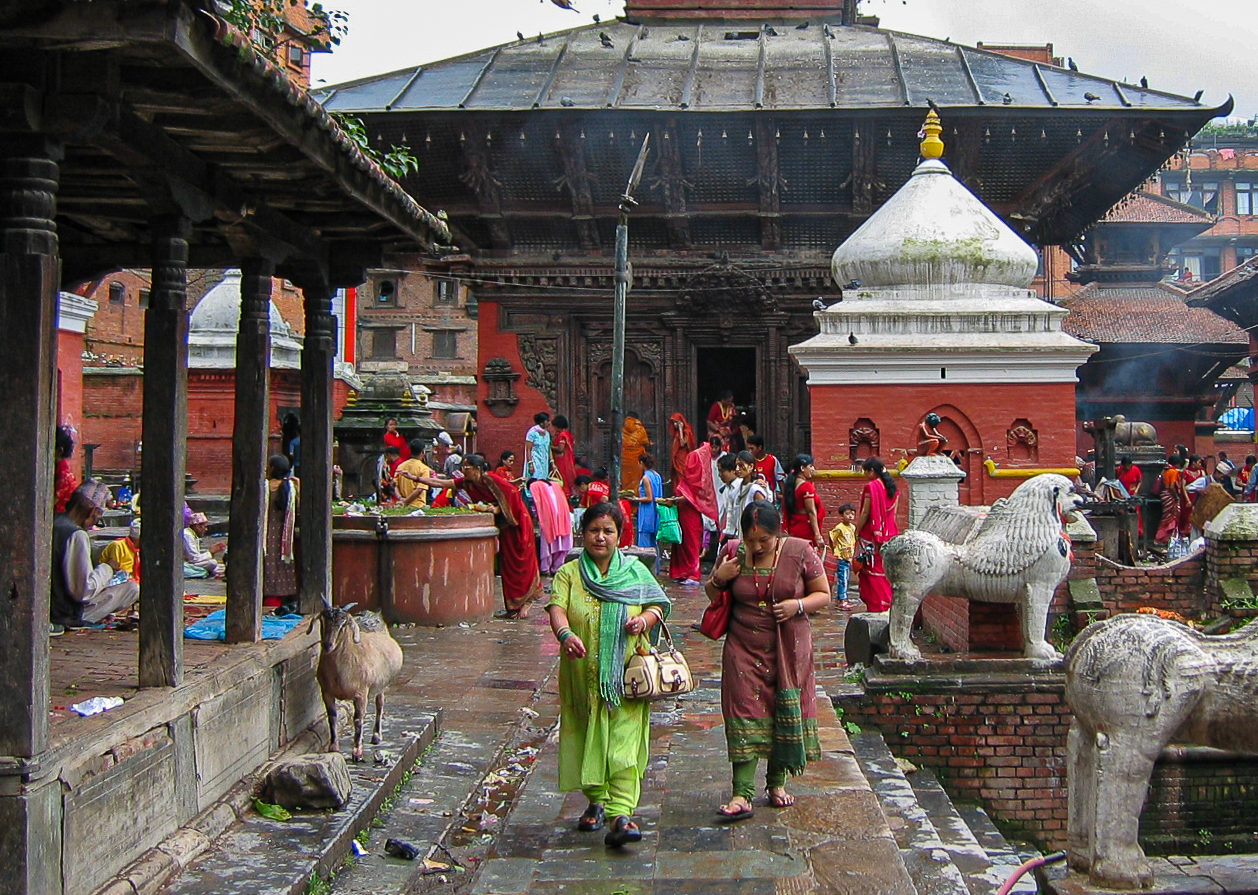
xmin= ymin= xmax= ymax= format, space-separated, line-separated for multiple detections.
xmin=141 ymin=706 xmax=439 ymax=895
xmin=852 ymin=730 xmax=1036 ymax=895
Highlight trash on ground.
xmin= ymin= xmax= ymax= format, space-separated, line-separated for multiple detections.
xmin=70 ymin=696 xmax=124 ymax=716
xmin=351 ymin=839 xmax=368 ymax=857
xmin=384 ymin=838 xmax=421 ymax=860
xmin=254 ymin=798 xmax=292 ymax=821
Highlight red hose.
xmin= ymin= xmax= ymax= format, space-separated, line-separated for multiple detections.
xmin=997 ymin=850 xmax=1066 ymax=895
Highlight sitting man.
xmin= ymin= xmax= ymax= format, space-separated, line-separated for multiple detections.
xmin=182 ymin=512 xmax=224 ymax=578
xmin=916 ymin=412 xmax=947 ymax=456
xmin=99 ymin=518 xmax=141 ymax=584
xmin=51 ymin=481 xmax=140 ymax=630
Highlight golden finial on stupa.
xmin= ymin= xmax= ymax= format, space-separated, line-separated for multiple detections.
xmin=920 ymin=108 xmax=944 ymax=159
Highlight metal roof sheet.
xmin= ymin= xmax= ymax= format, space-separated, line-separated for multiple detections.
xmin=318 ymin=22 xmax=1216 ymax=114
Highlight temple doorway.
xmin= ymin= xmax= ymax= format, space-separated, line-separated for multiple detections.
xmin=696 ymin=347 xmax=757 ymax=442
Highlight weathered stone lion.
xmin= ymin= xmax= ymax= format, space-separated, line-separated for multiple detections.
xmin=882 ymin=473 xmax=1082 ymax=662
xmin=1065 ymin=612 xmax=1258 ymax=889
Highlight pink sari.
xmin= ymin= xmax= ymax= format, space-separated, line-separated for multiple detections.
xmin=529 ymin=480 xmax=573 ymax=574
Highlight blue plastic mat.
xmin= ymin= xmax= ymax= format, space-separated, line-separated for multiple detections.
xmin=184 ymin=609 xmax=305 ymax=641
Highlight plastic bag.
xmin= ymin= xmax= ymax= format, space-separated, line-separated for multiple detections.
xmin=656 ymin=503 xmax=682 ymax=546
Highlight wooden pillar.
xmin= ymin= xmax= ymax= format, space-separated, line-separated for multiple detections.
xmin=0 ymin=139 xmax=60 ymax=760
xmin=225 ymin=259 xmax=273 ymax=643
xmin=138 ymin=217 xmax=189 ymax=687
xmin=298 ymin=280 xmax=335 ymax=613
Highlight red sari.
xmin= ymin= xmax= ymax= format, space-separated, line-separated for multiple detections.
xmin=670 ymin=443 xmax=718 ymax=582
xmin=54 ymin=458 xmax=78 ymax=514
xmin=857 ymin=478 xmax=899 ymax=613
xmin=668 ymin=412 xmax=696 ymax=495
xmin=465 ymin=471 xmax=542 ymax=614
xmin=552 ymin=428 xmax=578 ymax=498
xmin=786 ymin=479 xmax=826 ymax=543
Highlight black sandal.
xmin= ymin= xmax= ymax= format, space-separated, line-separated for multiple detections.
xmin=577 ymin=802 xmax=605 ymax=832
xmin=604 ymin=815 xmax=642 ymax=848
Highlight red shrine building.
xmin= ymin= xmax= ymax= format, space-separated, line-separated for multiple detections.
xmin=319 ymin=0 xmax=1225 ymax=482
xmin=791 ymin=114 xmax=1096 ymax=510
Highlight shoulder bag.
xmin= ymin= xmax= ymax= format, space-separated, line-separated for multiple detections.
xmin=623 ymin=623 xmax=695 ymax=700
xmin=698 ymin=538 xmax=739 ymax=640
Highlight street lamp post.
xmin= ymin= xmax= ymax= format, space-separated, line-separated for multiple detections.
xmin=609 ymin=134 xmax=651 ymax=495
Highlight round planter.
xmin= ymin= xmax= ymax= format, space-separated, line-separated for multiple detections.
xmin=332 ymin=512 xmax=498 ymax=625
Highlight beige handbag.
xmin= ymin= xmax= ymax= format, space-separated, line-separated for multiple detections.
xmin=623 ymin=623 xmax=695 ymax=701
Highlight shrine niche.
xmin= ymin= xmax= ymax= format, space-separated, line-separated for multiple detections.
xmin=849 ymin=418 xmax=880 ymax=466
xmin=483 ymin=357 xmax=520 ymax=417
xmin=1007 ymin=418 xmax=1040 ymax=462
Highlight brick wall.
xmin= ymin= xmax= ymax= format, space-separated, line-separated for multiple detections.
xmin=57 ymin=329 xmax=87 ymax=440
xmin=476 ymin=299 xmax=553 ymax=467
xmin=1093 ymin=553 xmax=1205 ymax=617
xmin=838 ymin=670 xmax=1258 ymax=853
xmin=838 ymin=677 xmax=1072 ymax=847
xmin=1204 ymin=536 xmax=1258 ymax=614
xmin=357 ymin=265 xmax=477 ymax=378
xmin=81 ymin=369 xmax=144 ymax=472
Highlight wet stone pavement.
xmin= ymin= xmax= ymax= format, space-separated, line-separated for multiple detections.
xmin=330 ymin=582 xmax=913 ymax=895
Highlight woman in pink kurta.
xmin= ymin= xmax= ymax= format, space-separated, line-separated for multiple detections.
xmin=669 ymin=441 xmax=718 ymax=585
xmin=854 ymin=457 xmax=900 ymax=613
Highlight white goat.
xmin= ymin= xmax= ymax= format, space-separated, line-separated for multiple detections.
xmin=310 ymin=605 xmax=404 ymax=761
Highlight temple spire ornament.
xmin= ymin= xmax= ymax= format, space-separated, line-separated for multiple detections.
xmin=920 ymin=108 xmax=944 ymax=160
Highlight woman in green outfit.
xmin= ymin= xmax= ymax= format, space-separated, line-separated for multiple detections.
xmin=547 ymin=501 xmax=671 ymax=848
xmin=705 ymin=500 xmax=830 ymax=821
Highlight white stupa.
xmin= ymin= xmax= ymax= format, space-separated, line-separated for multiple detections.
xmin=790 ymin=111 xmax=1096 ymax=385
xmin=188 ymin=270 xmax=303 ymax=369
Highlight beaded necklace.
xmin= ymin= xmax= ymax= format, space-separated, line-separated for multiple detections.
xmin=743 ymin=538 xmax=782 ymax=603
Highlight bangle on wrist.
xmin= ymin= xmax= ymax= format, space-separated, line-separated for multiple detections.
xmin=797 ymin=599 xmax=804 ymax=616
xmin=557 ymin=628 xmax=573 ymax=644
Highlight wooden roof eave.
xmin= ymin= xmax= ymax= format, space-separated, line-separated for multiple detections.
xmin=165 ymin=3 xmax=450 ymax=252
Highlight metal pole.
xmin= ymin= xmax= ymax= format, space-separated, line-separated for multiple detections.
xmin=611 ymin=219 xmax=627 ymax=494
xmin=609 ymin=135 xmax=651 ymax=494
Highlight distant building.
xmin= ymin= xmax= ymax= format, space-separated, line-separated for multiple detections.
xmin=1156 ymin=129 xmax=1258 ymax=280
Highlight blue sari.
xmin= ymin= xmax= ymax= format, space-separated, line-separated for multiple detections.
xmin=637 ymin=470 xmax=663 ymax=547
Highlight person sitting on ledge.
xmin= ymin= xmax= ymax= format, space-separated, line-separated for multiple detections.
xmin=100 ymin=518 xmax=141 ymax=585
xmin=51 ymin=481 xmax=139 ymax=630
xmin=916 ymin=413 xmax=947 ymax=456
xmin=182 ymin=512 xmax=224 ymax=578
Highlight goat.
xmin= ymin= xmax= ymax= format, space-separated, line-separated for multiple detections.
xmin=310 ymin=604 xmax=404 ymax=761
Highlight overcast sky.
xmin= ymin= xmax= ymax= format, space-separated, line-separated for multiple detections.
xmin=313 ymin=0 xmax=1257 ymax=121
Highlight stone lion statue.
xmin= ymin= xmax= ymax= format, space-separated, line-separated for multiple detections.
xmin=1065 ymin=613 xmax=1258 ymax=889
xmin=882 ymin=473 xmax=1083 ymax=662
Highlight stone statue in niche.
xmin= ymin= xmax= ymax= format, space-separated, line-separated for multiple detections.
xmin=1065 ymin=609 xmax=1258 ymax=889
xmin=916 ymin=412 xmax=947 ymax=456
xmin=882 ymin=474 xmax=1084 ymax=662
xmin=849 ymin=419 xmax=879 ymax=466
xmin=1006 ymin=419 xmax=1038 ymax=461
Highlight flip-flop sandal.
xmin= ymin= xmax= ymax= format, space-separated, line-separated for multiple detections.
xmin=604 ymin=815 xmax=642 ymax=847
xmin=767 ymin=791 xmax=795 ymax=808
xmin=714 ymin=803 xmax=755 ymax=824
xmin=837 ymin=600 xmax=861 ymax=612
xmin=578 ymin=802 xmax=605 ymax=832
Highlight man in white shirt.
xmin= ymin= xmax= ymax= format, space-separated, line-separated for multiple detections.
xmin=51 ymin=481 xmax=139 ymax=628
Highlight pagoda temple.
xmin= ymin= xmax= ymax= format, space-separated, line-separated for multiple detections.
xmin=1061 ymin=192 xmax=1249 ymax=454
xmin=319 ymin=0 xmax=1229 ymax=473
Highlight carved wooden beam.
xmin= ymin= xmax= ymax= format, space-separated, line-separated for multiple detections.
xmin=850 ymin=118 xmax=879 ymax=216
xmin=458 ymin=121 xmax=511 ymax=250
xmin=554 ymin=121 xmax=600 ymax=251
xmin=753 ymin=119 xmax=782 ymax=250
xmin=652 ymin=120 xmax=692 ymax=249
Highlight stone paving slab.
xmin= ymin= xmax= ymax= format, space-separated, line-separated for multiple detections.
xmin=468 ymin=595 xmax=914 ymax=895
xmin=1047 ymin=856 xmax=1258 ymax=894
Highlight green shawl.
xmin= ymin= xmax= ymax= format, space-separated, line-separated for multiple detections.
xmin=578 ymin=549 xmax=671 ymax=707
